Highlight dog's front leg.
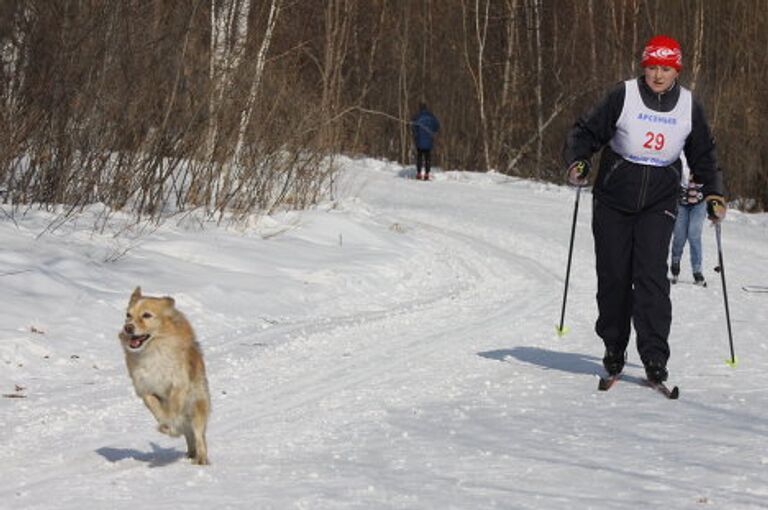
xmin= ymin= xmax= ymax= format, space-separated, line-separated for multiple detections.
xmin=142 ymin=393 xmax=169 ymax=423
xmin=142 ymin=393 xmax=180 ymax=437
xmin=156 ymin=386 xmax=186 ymax=437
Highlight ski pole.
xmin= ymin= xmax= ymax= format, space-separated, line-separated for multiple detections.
xmin=556 ymin=185 xmax=582 ymax=336
xmin=714 ymin=222 xmax=737 ymax=366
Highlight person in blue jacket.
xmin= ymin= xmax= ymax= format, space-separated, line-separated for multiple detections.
xmin=411 ymin=103 xmax=440 ymax=180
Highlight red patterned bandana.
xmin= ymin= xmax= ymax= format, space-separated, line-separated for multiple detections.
xmin=641 ymin=35 xmax=682 ymax=70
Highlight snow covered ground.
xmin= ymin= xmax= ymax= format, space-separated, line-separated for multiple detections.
xmin=1 ymin=157 xmax=767 ymax=509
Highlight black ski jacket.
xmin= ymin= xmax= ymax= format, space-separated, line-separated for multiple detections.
xmin=563 ymin=76 xmax=723 ymax=213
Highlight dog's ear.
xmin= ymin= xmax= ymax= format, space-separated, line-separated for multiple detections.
xmin=162 ymin=296 xmax=175 ymax=308
xmin=129 ymin=287 xmax=142 ymax=306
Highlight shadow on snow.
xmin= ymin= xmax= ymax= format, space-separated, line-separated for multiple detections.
xmin=478 ymin=346 xmax=602 ymax=375
xmin=478 ymin=346 xmax=645 ymax=384
xmin=96 ymin=442 xmax=186 ymax=468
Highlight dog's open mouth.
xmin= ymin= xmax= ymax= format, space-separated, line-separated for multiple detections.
xmin=128 ymin=334 xmax=150 ymax=349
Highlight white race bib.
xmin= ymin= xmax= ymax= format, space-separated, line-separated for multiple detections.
xmin=609 ymin=79 xmax=692 ymax=167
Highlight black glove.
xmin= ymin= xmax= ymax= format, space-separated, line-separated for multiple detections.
xmin=566 ymin=160 xmax=591 ymax=187
xmin=706 ymin=195 xmax=726 ymax=222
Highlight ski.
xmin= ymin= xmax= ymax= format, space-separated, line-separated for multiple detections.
xmin=597 ymin=374 xmax=620 ymax=391
xmin=598 ymin=374 xmax=679 ymax=399
xmin=670 ymin=278 xmax=707 ymax=287
xmin=743 ymin=285 xmax=768 ymax=293
xmin=646 ymin=380 xmax=680 ymax=399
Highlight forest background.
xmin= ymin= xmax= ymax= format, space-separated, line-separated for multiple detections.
xmin=1 ymin=0 xmax=766 ymax=222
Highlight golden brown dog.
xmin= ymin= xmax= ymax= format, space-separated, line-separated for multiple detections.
xmin=119 ymin=287 xmax=210 ymax=465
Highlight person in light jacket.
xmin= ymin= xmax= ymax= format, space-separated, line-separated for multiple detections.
xmin=669 ymin=153 xmax=709 ymax=286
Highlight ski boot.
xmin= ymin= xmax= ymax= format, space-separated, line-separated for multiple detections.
xmin=644 ymin=360 xmax=668 ymax=383
xmin=603 ymin=350 xmax=626 ymax=376
xmin=670 ymin=261 xmax=680 ymax=284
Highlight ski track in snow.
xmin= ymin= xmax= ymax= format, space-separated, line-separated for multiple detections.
xmin=2 ymin=158 xmax=768 ymax=509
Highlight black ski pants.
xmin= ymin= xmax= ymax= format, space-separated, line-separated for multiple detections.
xmin=592 ymin=198 xmax=676 ymax=367
xmin=416 ymin=149 xmax=431 ymax=175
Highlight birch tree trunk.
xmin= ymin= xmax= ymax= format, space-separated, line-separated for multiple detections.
xmin=630 ymin=0 xmax=639 ymax=76
xmin=206 ymin=0 xmax=251 ymax=161
xmin=232 ymin=0 xmax=282 ymax=163
xmin=320 ymin=0 xmax=352 ymax=153
xmin=397 ymin=4 xmax=410 ymax=165
xmin=532 ymin=0 xmax=544 ymax=177
xmin=689 ymin=0 xmax=705 ymax=91
xmin=201 ymin=0 xmax=251 ymax=211
xmin=461 ymin=0 xmax=491 ymax=171
xmin=491 ymin=0 xmax=519 ymax=171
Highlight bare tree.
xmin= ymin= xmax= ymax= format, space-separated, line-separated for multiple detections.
xmin=688 ymin=0 xmax=705 ymax=91
xmin=396 ymin=2 xmax=410 ymax=165
xmin=531 ymin=0 xmax=544 ymax=176
xmin=233 ymin=0 xmax=282 ymax=162
xmin=461 ymin=0 xmax=491 ymax=171
xmin=2 ymin=0 xmax=767 ymax=220
xmin=206 ymin=0 xmax=251 ymax=161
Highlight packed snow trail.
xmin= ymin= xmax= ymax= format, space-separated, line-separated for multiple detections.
xmin=1 ymin=158 xmax=767 ymax=509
